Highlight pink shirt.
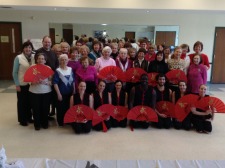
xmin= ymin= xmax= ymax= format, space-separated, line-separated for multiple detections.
xmin=95 ymin=56 xmax=116 ymax=72
xmin=76 ymin=66 xmax=98 ymax=85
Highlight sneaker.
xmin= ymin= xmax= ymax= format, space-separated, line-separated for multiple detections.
xmin=20 ymin=122 xmax=28 ymax=126
xmin=35 ymin=127 xmax=40 ymax=131
xmin=49 ymin=111 xmax=55 ymax=116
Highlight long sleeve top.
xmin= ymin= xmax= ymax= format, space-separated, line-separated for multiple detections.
xmin=76 ymin=66 xmax=98 ymax=85
xmin=95 ymin=56 xmax=116 ymax=73
xmin=187 ymin=64 xmax=207 ymax=94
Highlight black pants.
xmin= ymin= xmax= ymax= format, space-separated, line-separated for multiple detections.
xmin=17 ymin=85 xmax=32 ymax=124
xmin=56 ymin=94 xmax=71 ymax=126
xmin=154 ymin=116 xmax=172 ymax=129
xmin=192 ymin=117 xmax=212 ymax=133
xmin=71 ymin=121 xmax=92 ymax=134
xmin=173 ymin=113 xmax=192 ymax=130
xmin=111 ymin=117 xmax=127 ymax=128
xmin=30 ymin=92 xmax=51 ymax=128
xmin=129 ymin=120 xmax=149 ymax=129
xmin=92 ymin=119 xmax=111 ymax=131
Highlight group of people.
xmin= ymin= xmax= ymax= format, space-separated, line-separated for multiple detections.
xmin=12 ymin=35 xmax=213 ymax=134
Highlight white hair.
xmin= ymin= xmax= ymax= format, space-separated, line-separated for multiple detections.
xmin=59 ymin=54 xmax=68 ymax=60
xmin=102 ymin=46 xmax=112 ymax=55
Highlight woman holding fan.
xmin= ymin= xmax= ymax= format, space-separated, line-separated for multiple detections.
xmin=172 ymin=81 xmax=191 ymax=130
xmin=29 ymin=53 xmax=52 ymax=130
xmin=70 ymin=81 xmax=93 ymax=134
xmin=110 ymin=80 xmax=128 ymax=127
xmin=191 ymin=84 xmax=215 ymax=133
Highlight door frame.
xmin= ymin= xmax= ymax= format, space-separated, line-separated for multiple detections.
xmin=211 ymin=27 xmax=225 ymax=83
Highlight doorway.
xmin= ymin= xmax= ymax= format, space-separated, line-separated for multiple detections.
xmin=63 ymin=29 xmax=73 ymax=45
xmin=0 ymin=22 xmax=22 ymax=80
xmin=155 ymin=31 xmax=176 ymax=46
xmin=125 ymin=32 xmax=135 ymax=40
xmin=211 ymin=27 xmax=225 ymax=83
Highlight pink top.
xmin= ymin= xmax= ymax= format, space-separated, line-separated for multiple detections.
xmin=187 ymin=64 xmax=207 ymax=93
xmin=76 ymin=66 xmax=98 ymax=85
xmin=95 ymin=56 xmax=116 ymax=72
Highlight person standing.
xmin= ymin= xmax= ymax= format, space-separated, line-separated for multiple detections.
xmin=36 ymin=36 xmax=59 ymax=116
xmin=187 ymin=55 xmax=207 ymax=94
xmin=53 ymin=54 xmax=75 ymax=127
xmin=29 ymin=53 xmax=52 ymax=130
xmin=12 ymin=41 xmax=35 ymax=126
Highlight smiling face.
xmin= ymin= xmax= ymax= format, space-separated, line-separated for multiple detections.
xmin=178 ymin=81 xmax=187 ymax=93
xmin=23 ymin=45 xmax=33 ymax=56
xmin=174 ymin=48 xmax=182 ymax=59
xmin=78 ymin=81 xmax=86 ymax=93
xmin=156 ymin=53 xmax=163 ymax=61
xmin=119 ymin=49 xmax=127 ymax=60
xmin=81 ymin=58 xmax=89 ymax=69
xmin=115 ymin=81 xmax=122 ymax=91
xmin=157 ymin=76 xmax=166 ymax=87
xmin=42 ymin=37 xmax=52 ymax=51
xmin=194 ymin=44 xmax=202 ymax=54
xmin=98 ymin=81 xmax=106 ymax=92
xmin=36 ymin=55 xmax=46 ymax=65
xmin=199 ymin=84 xmax=207 ymax=97
xmin=193 ymin=55 xmax=201 ymax=65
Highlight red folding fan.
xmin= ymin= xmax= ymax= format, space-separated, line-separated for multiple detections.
xmin=148 ymin=72 xmax=158 ymax=86
xmin=127 ymin=105 xmax=158 ymax=122
xmin=64 ymin=104 xmax=94 ymax=123
xmin=124 ymin=67 xmax=146 ymax=83
xmin=194 ymin=96 xmax=225 ymax=113
xmin=166 ymin=69 xmax=187 ymax=84
xmin=174 ymin=94 xmax=199 ymax=122
xmin=156 ymin=101 xmax=175 ymax=118
xmin=110 ymin=106 xmax=129 ymax=121
xmin=98 ymin=66 xmax=125 ymax=82
xmin=24 ymin=64 xmax=54 ymax=82
xmin=92 ymin=104 xmax=114 ymax=132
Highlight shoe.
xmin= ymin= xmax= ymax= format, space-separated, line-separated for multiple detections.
xmin=49 ymin=111 xmax=55 ymax=116
xmin=28 ymin=119 xmax=34 ymax=123
xmin=35 ymin=127 xmax=40 ymax=131
xmin=20 ymin=122 xmax=28 ymax=126
xmin=48 ymin=116 xmax=55 ymax=121
xmin=42 ymin=125 xmax=48 ymax=129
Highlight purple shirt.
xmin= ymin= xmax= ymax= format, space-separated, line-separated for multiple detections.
xmin=187 ymin=64 xmax=207 ymax=93
xmin=76 ymin=65 xmax=98 ymax=85
xmin=67 ymin=60 xmax=80 ymax=75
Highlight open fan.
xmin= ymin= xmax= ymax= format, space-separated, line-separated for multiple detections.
xmin=195 ymin=96 xmax=225 ymax=113
xmin=175 ymin=94 xmax=199 ymax=121
xmin=156 ymin=101 xmax=175 ymax=118
xmin=110 ymin=106 xmax=128 ymax=121
xmin=127 ymin=105 xmax=158 ymax=122
xmin=124 ymin=67 xmax=146 ymax=83
xmin=166 ymin=69 xmax=187 ymax=84
xmin=24 ymin=64 xmax=54 ymax=83
xmin=148 ymin=72 xmax=158 ymax=86
xmin=64 ymin=104 xmax=94 ymax=123
xmin=98 ymin=66 xmax=125 ymax=82
xmin=92 ymin=104 xmax=114 ymax=132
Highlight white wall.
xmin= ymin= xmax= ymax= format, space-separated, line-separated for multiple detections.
xmin=1 ymin=10 xmax=225 ymax=81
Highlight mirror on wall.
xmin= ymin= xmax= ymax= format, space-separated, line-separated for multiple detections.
xmin=49 ymin=23 xmax=179 ymax=46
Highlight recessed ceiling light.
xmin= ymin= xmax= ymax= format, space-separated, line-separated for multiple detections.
xmin=101 ymin=24 xmax=107 ymax=26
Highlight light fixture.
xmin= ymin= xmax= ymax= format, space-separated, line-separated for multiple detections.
xmin=103 ymin=30 xmax=107 ymax=36
xmin=101 ymin=24 xmax=107 ymax=26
